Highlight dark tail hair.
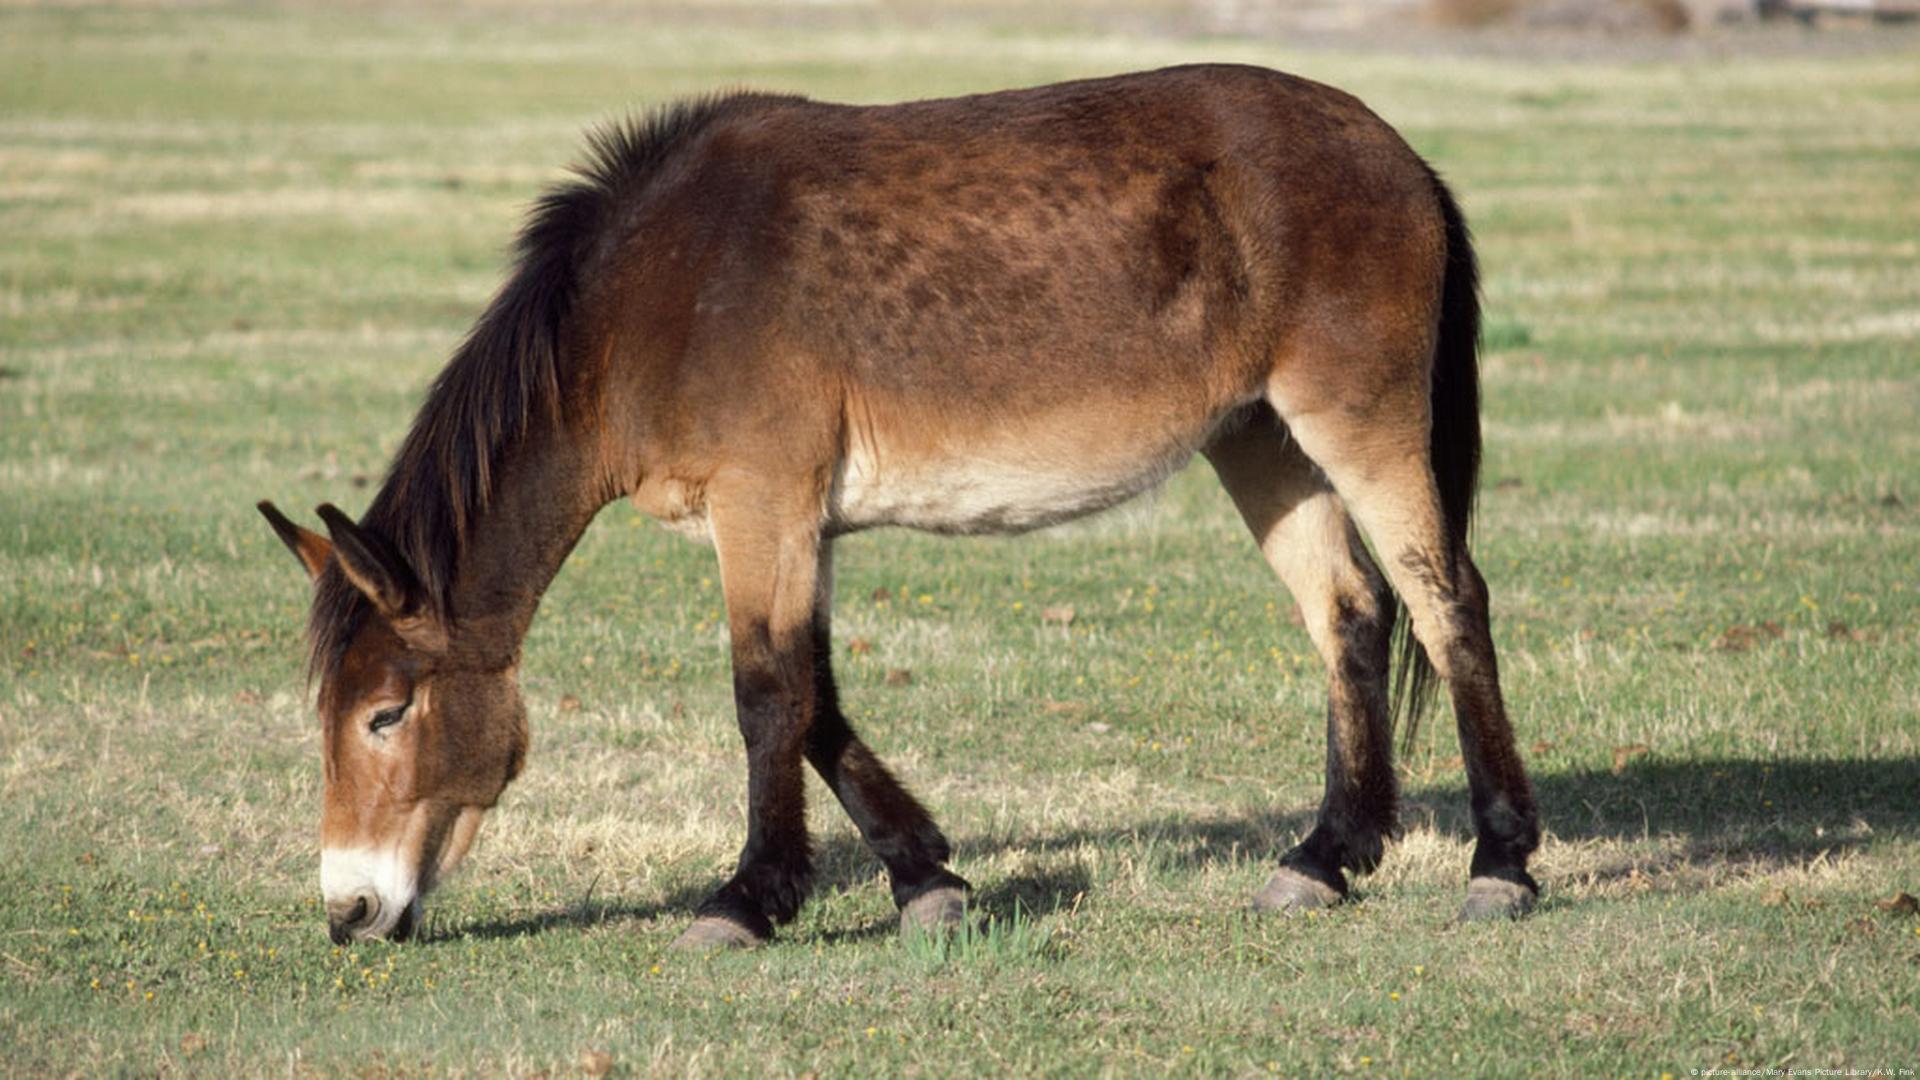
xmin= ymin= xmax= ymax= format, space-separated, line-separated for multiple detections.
xmin=1389 ymin=169 xmax=1482 ymax=752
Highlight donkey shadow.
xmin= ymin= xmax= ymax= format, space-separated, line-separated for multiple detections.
xmin=1436 ymin=755 xmax=1919 ymax=867
xmin=439 ymin=755 xmax=1919 ymax=942
xmin=981 ymin=755 xmax=1918 ymax=869
xmin=832 ymin=755 xmax=1920 ymax=916
xmin=431 ymin=882 xmax=713 ymax=943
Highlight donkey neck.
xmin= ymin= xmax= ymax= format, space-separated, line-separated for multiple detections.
xmin=442 ymin=427 xmax=606 ymax=662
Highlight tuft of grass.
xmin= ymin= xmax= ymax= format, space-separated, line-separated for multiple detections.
xmin=901 ymin=903 xmax=1059 ymax=973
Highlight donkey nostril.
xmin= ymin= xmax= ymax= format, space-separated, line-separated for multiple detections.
xmin=325 ymin=892 xmax=377 ymax=944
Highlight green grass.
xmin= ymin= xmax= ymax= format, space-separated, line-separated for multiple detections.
xmin=4 ymin=3 xmax=1919 ymax=1075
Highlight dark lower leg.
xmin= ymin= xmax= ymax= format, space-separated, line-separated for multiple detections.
xmin=1445 ymin=558 xmax=1539 ymax=892
xmin=697 ymin=657 xmax=816 ymax=939
xmin=805 ymin=628 xmax=967 ymax=908
xmin=1281 ymin=589 xmax=1398 ymax=895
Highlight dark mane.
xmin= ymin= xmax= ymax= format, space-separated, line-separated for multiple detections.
xmin=307 ymin=93 xmax=778 ymax=692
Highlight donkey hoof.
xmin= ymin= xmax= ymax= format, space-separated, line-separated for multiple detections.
xmin=1457 ymin=876 xmax=1537 ymax=922
xmin=670 ymin=915 xmax=767 ymax=951
xmin=1252 ymin=867 xmax=1344 ymax=914
xmin=900 ymin=885 xmax=968 ymax=935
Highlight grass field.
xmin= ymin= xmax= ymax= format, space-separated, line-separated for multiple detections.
xmin=3 ymin=3 xmax=1919 ymax=1075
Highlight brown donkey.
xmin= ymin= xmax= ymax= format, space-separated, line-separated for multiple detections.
xmin=260 ymin=64 xmax=1540 ymax=948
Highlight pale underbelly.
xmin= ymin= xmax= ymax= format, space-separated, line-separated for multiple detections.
xmin=824 ymin=441 xmax=1196 ymax=537
xmin=632 ymin=403 xmax=1245 ymax=543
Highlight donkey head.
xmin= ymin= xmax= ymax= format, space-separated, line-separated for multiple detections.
xmin=259 ymin=501 xmax=527 ymax=944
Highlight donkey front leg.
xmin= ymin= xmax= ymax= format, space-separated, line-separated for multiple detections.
xmin=804 ymin=545 xmax=970 ymax=934
xmin=673 ymin=487 xmax=826 ymax=950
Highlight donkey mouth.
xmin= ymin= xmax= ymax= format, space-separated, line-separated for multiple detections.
xmin=326 ymin=893 xmax=422 ymax=944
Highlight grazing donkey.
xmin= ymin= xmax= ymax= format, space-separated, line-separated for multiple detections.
xmin=260 ymin=63 xmax=1540 ymax=948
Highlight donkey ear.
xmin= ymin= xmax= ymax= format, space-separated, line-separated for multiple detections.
xmin=314 ymin=503 xmax=420 ymax=619
xmin=257 ymin=500 xmax=332 ymax=579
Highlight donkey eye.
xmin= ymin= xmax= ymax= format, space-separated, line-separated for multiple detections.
xmin=369 ymin=705 xmax=407 ymax=733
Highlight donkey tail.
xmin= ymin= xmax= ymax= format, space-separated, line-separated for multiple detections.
xmin=1389 ymin=168 xmax=1483 ymax=752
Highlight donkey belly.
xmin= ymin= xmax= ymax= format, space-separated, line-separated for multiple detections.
xmin=826 ymin=431 xmax=1199 ymax=536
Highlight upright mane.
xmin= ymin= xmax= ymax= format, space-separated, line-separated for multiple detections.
xmin=306 ymin=93 xmax=779 ymax=691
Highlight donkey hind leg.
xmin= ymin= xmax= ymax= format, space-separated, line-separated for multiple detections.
xmin=805 ymin=544 xmax=970 ymax=934
xmin=1278 ymin=406 xmax=1540 ymax=921
xmin=673 ymin=484 xmax=829 ymax=950
xmin=1205 ymin=408 xmax=1398 ymax=913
